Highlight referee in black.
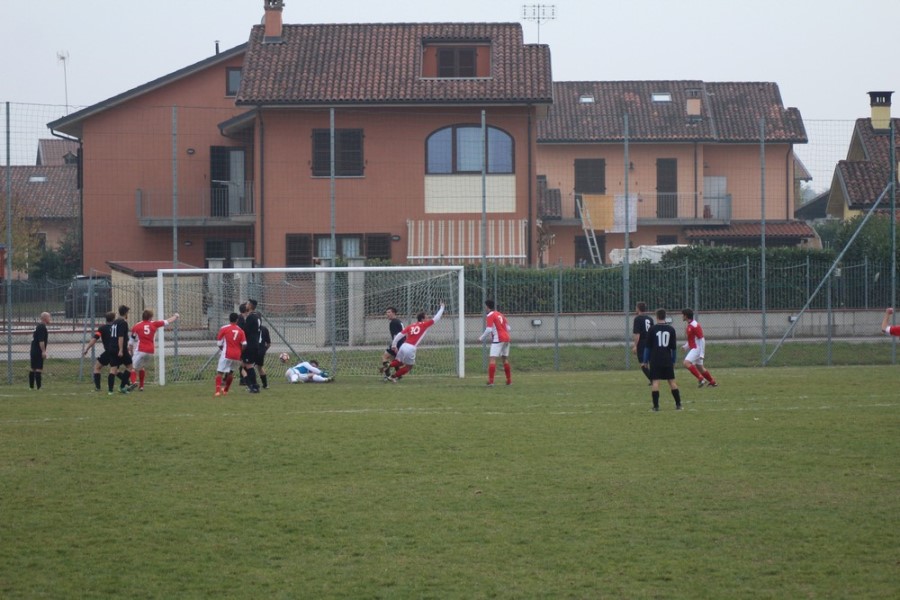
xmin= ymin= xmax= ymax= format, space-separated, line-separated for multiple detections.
xmin=29 ymin=312 xmax=51 ymax=390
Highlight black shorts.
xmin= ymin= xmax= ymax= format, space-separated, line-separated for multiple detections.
xmin=255 ymin=350 xmax=268 ymax=368
xmin=242 ymin=347 xmax=259 ymax=365
xmin=30 ymin=347 xmax=44 ymax=370
xmin=97 ymin=350 xmax=116 ymax=367
xmin=110 ymin=352 xmax=132 ymax=368
xmin=649 ymin=363 xmax=676 ymax=381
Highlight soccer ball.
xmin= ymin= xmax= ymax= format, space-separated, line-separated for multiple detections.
xmin=279 ymin=352 xmax=290 ymax=363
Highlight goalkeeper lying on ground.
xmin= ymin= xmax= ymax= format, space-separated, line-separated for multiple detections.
xmin=285 ymin=359 xmax=334 ymax=383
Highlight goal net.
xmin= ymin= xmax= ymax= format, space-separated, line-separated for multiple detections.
xmin=153 ymin=265 xmax=465 ymax=385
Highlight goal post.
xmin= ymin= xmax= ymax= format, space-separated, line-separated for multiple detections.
xmin=155 ymin=265 xmax=466 ymax=385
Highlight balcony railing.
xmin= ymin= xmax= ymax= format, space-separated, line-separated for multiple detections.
xmin=136 ymin=183 xmax=255 ymax=227
xmin=538 ymin=189 xmax=732 ymax=224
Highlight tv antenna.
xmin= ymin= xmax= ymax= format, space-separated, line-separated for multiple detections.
xmin=57 ymin=50 xmax=70 ymax=114
xmin=521 ymin=4 xmax=556 ymax=44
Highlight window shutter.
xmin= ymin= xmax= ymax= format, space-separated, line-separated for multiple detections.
xmin=286 ymin=234 xmax=313 ymax=267
xmin=364 ymin=234 xmax=391 ymax=261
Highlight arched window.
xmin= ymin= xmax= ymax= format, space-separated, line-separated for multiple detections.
xmin=426 ymin=125 xmax=514 ymax=174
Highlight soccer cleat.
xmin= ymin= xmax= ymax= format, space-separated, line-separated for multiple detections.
xmin=388 ymin=376 xmax=399 ymax=383
xmin=708 ymin=382 xmax=719 ymax=387
xmin=506 ymin=381 xmax=511 ymax=386
xmin=215 ymin=391 xmax=222 ymax=397
xmin=651 ymin=406 xmax=660 ymax=412
xmin=138 ymin=387 xmax=144 ymax=392
xmin=486 ymin=382 xmax=494 ymax=387
xmin=675 ymin=404 xmax=683 ymax=410
xmin=119 ymin=387 xmax=129 ymax=394
xmin=108 ymin=391 xmax=114 ymax=396
xmin=127 ymin=382 xmax=139 ymax=392
xmin=326 ymin=377 xmax=335 ymax=383
xmin=698 ymin=379 xmax=707 ymax=388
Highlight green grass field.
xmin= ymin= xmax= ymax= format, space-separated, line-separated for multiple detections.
xmin=1 ymin=366 xmax=898 ymax=599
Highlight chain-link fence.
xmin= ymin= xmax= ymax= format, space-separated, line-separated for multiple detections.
xmin=2 ymin=260 xmax=895 ymax=385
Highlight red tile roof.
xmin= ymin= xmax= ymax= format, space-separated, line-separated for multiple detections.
xmin=36 ymin=139 xmax=79 ymax=166
xmin=683 ymin=221 xmax=816 ymax=240
xmin=835 ymin=118 xmax=899 ymax=209
xmin=539 ymin=81 xmax=806 ymax=143
xmin=0 ymin=165 xmax=78 ymax=219
xmin=237 ymin=23 xmax=553 ymax=106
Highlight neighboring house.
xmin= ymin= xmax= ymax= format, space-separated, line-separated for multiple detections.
xmin=48 ymin=0 xmax=553 ymax=273
xmin=825 ymin=91 xmax=899 ymax=220
xmin=536 ymin=81 xmax=816 ymax=265
xmin=0 ymin=163 xmax=79 ymax=277
xmin=36 ymin=138 xmax=80 ymax=166
xmin=794 ymin=190 xmax=831 ymax=222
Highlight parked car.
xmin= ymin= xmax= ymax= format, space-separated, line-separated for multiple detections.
xmin=64 ymin=275 xmax=112 ymax=318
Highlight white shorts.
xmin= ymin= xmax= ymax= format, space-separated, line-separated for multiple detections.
xmin=489 ymin=342 xmax=510 ymax=358
xmin=132 ymin=350 xmax=152 ymax=370
xmin=684 ymin=348 xmax=704 ymax=366
xmin=396 ymin=343 xmax=417 ymax=366
xmin=217 ymin=355 xmax=242 ymax=374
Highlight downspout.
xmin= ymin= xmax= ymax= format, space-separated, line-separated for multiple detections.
xmin=527 ymin=107 xmax=534 ymax=266
xmin=785 ymin=146 xmax=792 ymax=220
xmin=693 ymin=141 xmax=699 ymax=219
xmin=258 ymin=108 xmax=265 ymax=266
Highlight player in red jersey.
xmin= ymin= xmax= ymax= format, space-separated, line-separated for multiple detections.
xmin=386 ymin=302 xmax=445 ymax=382
xmin=215 ymin=312 xmax=247 ymax=396
xmin=681 ymin=308 xmax=717 ymax=388
xmin=881 ymin=307 xmax=900 ymax=336
xmin=129 ymin=309 xmax=179 ymax=390
xmin=479 ymin=299 xmax=512 ymax=386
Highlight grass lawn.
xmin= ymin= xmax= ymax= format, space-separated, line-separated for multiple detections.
xmin=1 ymin=366 xmax=898 ymax=598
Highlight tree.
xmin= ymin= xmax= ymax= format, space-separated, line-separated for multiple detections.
xmin=0 ymin=192 xmax=44 ymax=274
xmin=833 ymin=214 xmax=898 ymax=264
xmin=30 ymin=226 xmax=81 ymax=280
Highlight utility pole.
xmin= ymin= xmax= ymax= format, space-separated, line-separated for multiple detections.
xmin=57 ymin=51 xmax=70 ymax=114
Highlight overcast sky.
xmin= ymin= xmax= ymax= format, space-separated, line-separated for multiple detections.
xmin=3 ymin=0 xmax=898 ymax=186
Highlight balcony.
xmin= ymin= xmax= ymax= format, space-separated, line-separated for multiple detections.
xmin=537 ymin=189 xmax=732 ymax=226
xmin=136 ymin=183 xmax=255 ymax=227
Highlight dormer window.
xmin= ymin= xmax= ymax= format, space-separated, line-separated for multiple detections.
xmin=438 ymin=47 xmax=476 ymax=77
xmin=422 ymin=41 xmax=491 ymax=78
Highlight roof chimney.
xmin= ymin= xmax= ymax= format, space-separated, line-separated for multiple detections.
xmin=868 ymin=91 xmax=893 ymax=131
xmin=264 ymin=0 xmax=284 ymax=43
xmin=686 ymin=87 xmax=702 ymax=121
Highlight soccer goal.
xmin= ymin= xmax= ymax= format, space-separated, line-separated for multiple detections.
xmin=154 ymin=265 xmax=465 ymax=385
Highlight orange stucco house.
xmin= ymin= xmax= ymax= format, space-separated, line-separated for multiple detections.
xmin=48 ymin=1 xmax=553 ymax=273
xmin=536 ymin=81 xmax=816 ymax=265
xmin=825 ymin=91 xmax=898 ymax=220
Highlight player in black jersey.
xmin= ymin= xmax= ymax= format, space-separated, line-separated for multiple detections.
xmin=646 ymin=308 xmax=682 ymax=412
